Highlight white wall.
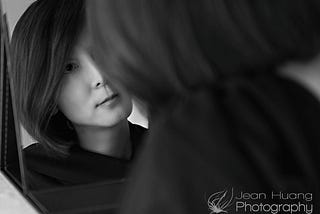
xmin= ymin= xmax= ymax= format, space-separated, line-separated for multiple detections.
xmin=2 ymin=0 xmax=35 ymax=35
xmin=3 ymin=0 xmax=148 ymax=148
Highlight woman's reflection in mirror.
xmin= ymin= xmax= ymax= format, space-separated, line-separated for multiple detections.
xmin=10 ymin=0 xmax=146 ymax=190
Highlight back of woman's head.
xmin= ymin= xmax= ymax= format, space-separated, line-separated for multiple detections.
xmin=11 ymin=0 xmax=84 ymax=155
xmin=88 ymin=0 xmax=320 ymax=112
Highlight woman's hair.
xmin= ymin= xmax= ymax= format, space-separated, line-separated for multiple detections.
xmin=11 ymin=0 xmax=85 ymax=155
xmin=87 ymin=0 xmax=320 ymax=113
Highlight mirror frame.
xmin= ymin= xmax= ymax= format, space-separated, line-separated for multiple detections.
xmin=0 ymin=0 xmax=27 ymax=193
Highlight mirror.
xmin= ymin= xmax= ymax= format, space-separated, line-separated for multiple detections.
xmin=1 ymin=0 xmax=148 ymax=213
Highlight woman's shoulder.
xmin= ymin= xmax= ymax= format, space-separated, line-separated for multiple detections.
xmin=23 ymin=143 xmax=51 ymax=159
xmin=23 ymin=142 xmax=130 ymax=190
xmin=24 ymin=143 xmax=45 ymax=153
xmin=120 ymin=74 xmax=320 ymax=213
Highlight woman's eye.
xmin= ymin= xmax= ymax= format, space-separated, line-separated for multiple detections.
xmin=65 ymin=62 xmax=79 ymax=73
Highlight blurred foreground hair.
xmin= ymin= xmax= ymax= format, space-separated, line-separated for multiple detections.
xmin=88 ymin=0 xmax=320 ymax=113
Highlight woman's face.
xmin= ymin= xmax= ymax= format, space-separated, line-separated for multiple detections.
xmin=57 ymin=36 xmax=132 ymax=128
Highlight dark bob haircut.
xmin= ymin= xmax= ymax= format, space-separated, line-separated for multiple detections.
xmin=11 ymin=0 xmax=85 ymax=155
xmin=87 ymin=0 xmax=320 ymax=113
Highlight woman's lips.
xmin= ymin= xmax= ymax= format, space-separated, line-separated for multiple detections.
xmin=96 ymin=94 xmax=119 ymax=107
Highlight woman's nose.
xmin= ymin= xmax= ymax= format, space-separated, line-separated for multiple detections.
xmin=92 ymin=73 xmax=105 ymax=89
xmin=89 ymin=63 xmax=106 ymax=89
xmin=94 ymin=79 xmax=105 ymax=88
xmin=81 ymin=50 xmax=107 ymax=89
xmin=90 ymin=67 xmax=116 ymax=96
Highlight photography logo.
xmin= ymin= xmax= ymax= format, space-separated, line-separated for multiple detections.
xmin=207 ymin=188 xmax=314 ymax=214
xmin=207 ymin=189 xmax=234 ymax=213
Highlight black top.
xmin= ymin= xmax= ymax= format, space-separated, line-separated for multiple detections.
xmin=23 ymin=122 xmax=146 ymax=190
xmin=120 ymin=73 xmax=320 ymax=214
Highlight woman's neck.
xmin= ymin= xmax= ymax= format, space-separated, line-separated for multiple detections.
xmin=74 ymin=120 xmax=131 ymax=159
xmin=279 ymin=54 xmax=320 ymax=103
